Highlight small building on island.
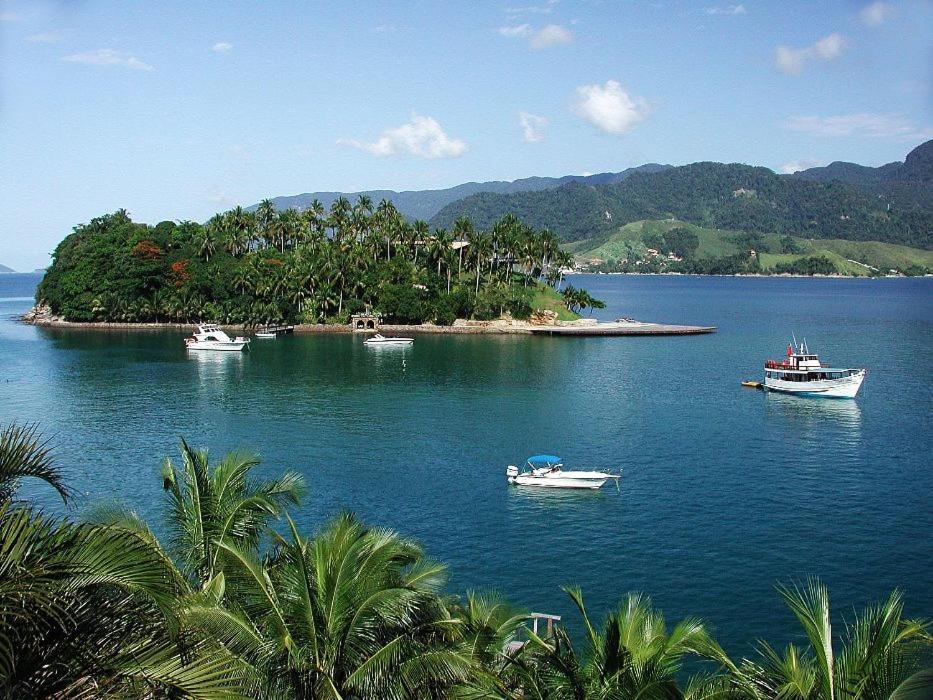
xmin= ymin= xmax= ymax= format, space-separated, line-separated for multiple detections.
xmin=350 ymin=313 xmax=381 ymax=331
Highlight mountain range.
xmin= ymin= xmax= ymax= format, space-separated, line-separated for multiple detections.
xmin=250 ymin=164 xmax=672 ymax=221
xmin=252 ymin=140 xmax=932 ymax=251
xmin=430 ymin=140 xmax=932 ymax=249
xmin=0 ymin=264 xmax=16 ymax=274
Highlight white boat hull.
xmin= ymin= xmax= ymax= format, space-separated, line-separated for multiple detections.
xmin=508 ymin=470 xmax=614 ymax=490
xmin=364 ymin=340 xmax=413 ymax=347
xmin=763 ymin=369 xmax=865 ymax=398
xmin=186 ymin=341 xmax=249 ymax=352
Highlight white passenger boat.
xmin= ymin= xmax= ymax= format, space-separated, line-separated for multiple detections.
xmin=185 ymin=324 xmax=250 ymax=352
xmin=506 ymin=455 xmax=619 ymax=490
xmin=763 ymin=340 xmax=865 ymax=398
xmin=363 ymin=333 xmax=413 ymax=347
xmin=255 ymin=331 xmax=276 ymax=338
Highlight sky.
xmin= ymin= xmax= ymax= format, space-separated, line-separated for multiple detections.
xmin=1 ymin=0 xmax=931 ymax=270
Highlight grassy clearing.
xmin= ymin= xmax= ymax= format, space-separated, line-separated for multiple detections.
xmin=531 ymin=283 xmax=578 ymax=321
xmin=568 ymin=219 xmax=933 ymax=274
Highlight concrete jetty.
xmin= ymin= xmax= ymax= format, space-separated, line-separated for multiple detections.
xmin=528 ymin=321 xmax=715 ymax=336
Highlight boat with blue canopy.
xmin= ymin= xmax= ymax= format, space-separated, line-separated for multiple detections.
xmin=506 ymin=455 xmax=620 ymax=490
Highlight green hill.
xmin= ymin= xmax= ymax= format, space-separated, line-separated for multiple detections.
xmin=569 ymin=220 xmax=933 ymax=276
xmin=431 ymin=141 xmax=933 ymax=250
xmin=792 ymin=140 xmax=933 ymax=213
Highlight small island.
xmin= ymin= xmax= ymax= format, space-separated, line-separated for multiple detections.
xmin=32 ymin=201 xmax=604 ymax=329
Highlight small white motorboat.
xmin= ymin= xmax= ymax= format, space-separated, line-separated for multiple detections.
xmin=185 ymin=324 xmax=250 ymax=352
xmin=507 ymin=455 xmax=620 ymax=490
xmin=364 ymin=333 xmax=413 ymax=347
xmin=255 ymin=331 xmax=276 ymax=338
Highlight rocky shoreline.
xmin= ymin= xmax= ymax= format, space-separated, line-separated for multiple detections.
xmin=20 ymin=303 xmax=567 ymax=335
xmin=20 ymin=304 xmax=714 ymax=336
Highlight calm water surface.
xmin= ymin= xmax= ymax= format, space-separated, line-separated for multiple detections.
xmin=1 ymin=272 xmax=931 ymax=657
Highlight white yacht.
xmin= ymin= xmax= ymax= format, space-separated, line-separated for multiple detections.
xmin=507 ymin=455 xmax=620 ymax=490
xmin=763 ymin=340 xmax=865 ymax=398
xmin=185 ymin=324 xmax=250 ymax=352
xmin=363 ymin=333 xmax=413 ymax=347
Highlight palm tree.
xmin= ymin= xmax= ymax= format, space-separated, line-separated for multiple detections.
xmin=184 ymin=512 xmax=471 ymax=698
xmin=453 ymin=216 xmax=474 ymax=277
xmin=472 ymin=232 xmax=493 ymax=295
xmin=198 ymin=219 xmax=220 ymax=262
xmin=329 ymin=196 xmax=352 ymax=243
xmin=724 ymin=579 xmax=932 ymax=700
xmin=0 ymin=501 xmax=250 ymax=698
xmin=452 ymin=591 xmax=530 ymax=697
xmin=256 ymin=198 xmax=276 ymax=242
xmin=0 ymin=431 xmax=250 ymax=698
xmin=0 ymin=423 xmax=68 ymax=503
xmin=160 ymin=439 xmax=305 ymax=588
xmin=517 ymin=586 xmax=723 ymax=700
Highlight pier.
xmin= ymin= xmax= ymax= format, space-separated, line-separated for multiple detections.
xmin=528 ymin=321 xmax=716 ymax=336
xmin=258 ymin=324 xmax=294 ymax=335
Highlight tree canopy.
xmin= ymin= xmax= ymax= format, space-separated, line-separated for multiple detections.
xmin=36 ymin=202 xmax=576 ymax=325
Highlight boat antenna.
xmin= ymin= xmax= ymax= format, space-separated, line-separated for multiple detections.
xmin=792 ymin=332 xmax=798 ymax=352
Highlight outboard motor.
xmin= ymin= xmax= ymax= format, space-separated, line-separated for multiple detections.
xmin=506 ymin=465 xmax=518 ymax=482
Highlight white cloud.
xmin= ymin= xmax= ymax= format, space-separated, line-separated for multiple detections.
xmin=506 ymin=0 xmax=558 ymax=15
xmin=530 ymin=24 xmax=573 ymax=48
xmin=779 ymin=159 xmax=825 ymax=174
xmin=498 ymin=23 xmax=573 ymax=49
xmin=860 ymin=1 xmax=892 ymax=26
xmin=25 ymin=32 xmax=60 ymax=43
xmin=573 ymin=80 xmax=649 ymax=135
xmin=705 ymin=4 xmax=746 ymax=15
xmin=498 ymin=24 xmax=533 ymax=38
xmin=783 ymin=113 xmax=933 ymax=141
xmin=775 ymin=33 xmax=846 ymax=74
xmin=62 ymin=48 xmax=154 ymax=71
xmin=212 ymin=41 xmax=233 ymax=52
xmin=338 ymin=114 xmax=468 ymax=159
xmin=518 ymin=111 xmax=548 ymax=142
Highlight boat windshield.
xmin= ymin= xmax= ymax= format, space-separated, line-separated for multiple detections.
xmin=527 ymin=455 xmax=562 ymax=467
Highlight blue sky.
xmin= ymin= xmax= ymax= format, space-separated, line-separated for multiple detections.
xmin=1 ymin=0 xmax=931 ymax=270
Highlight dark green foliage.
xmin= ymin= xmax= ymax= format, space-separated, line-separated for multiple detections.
xmin=378 ymin=284 xmax=429 ymax=324
xmin=780 ymin=235 xmax=803 ymax=254
xmin=774 ymin=256 xmax=838 ymax=275
xmin=641 ymin=231 xmax=665 ymax=251
xmin=36 ymin=203 xmax=587 ymax=325
xmin=662 ymin=227 xmax=700 ymax=258
xmin=728 ymin=231 xmax=768 ymax=253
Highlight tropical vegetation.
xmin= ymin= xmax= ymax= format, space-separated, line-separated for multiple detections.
xmin=1 ymin=421 xmax=931 ymax=698
xmin=36 ymin=202 xmax=578 ymax=325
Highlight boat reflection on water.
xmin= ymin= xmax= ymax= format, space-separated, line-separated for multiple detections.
xmin=764 ymin=390 xmax=862 ymax=432
xmin=188 ymin=345 xmax=247 ymax=384
xmin=505 ymin=480 xmax=615 ymax=515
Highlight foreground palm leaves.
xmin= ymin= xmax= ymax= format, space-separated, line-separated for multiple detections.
xmin=161 ymin=438 xmax=305 ymax=587
xmin=0 ymin=424 xmax=930 ymax=699
xmin=0 ymin=422 xmax=69 ymax=503
xmin=185 ymin=513 xmax=473 ymax=698
xmin=0 ymin=502 xmax=249 ymax=698
xmin=730 ymin=579 xmax=932 ymax=700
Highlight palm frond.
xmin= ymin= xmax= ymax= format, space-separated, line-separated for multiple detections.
xmin=0 ymin=423 xmax=69 ymax=503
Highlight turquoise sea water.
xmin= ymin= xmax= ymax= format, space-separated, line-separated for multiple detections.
xmin=1 ymin=272 xmax=931 ymax=657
